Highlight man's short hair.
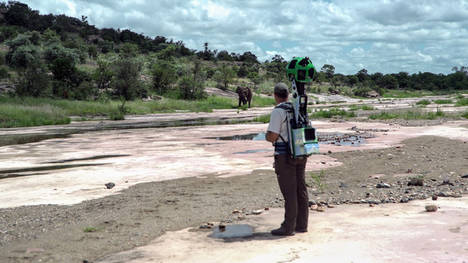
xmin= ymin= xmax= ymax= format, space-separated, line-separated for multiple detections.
xmin=274 ymin=82 xmax=289 ymax=99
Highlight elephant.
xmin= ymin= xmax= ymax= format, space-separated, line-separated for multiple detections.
xmin=236 ymin=86 xmax=252 ymax=108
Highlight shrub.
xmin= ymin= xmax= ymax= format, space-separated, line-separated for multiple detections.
xmin=455 ymin=98 xmax=468 ymax=106
xmin=112 ymin=58 xmax=144 ymax=100
xmin=434 ymin=99 xmax=452 ymax=104
xmin=462 ymin=111 xmax=468 ymax=119
xmin=151 ymin=61 xmax=177 ymax=95
xmin=310 ymin=108 xmax=356 ymax=118
xmin=178 ymin=76 xmax=206 ymax=100
xmin=0 ymin=65 xmax=9 ymax=79
xmin=353 ymin=86 xmax=372 ymax=97
xmin=416 ymin=99 xmax=431 ymax=106
xmin=15 ymin=61 xmax=50 ymax=97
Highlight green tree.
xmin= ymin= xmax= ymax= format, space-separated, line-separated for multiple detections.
xmin=151 ymin=60 xmax=177 ymax=95
xmin=112 ymin=58 xmax=144 ymax=100
xmin=321 ymin=64 xmax=335 ymax=80
xmin=357 ymin=68 xmax=369 ymax=82
xmin=214 ymin=64 xmax=236 ymax=90
xmin=93 ymin=58 xmax=113 ymax=90
xmin=15 ymin=60 xmax=50 ymax=97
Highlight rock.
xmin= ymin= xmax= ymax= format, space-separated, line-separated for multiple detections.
xmin=251 ymin=209 xmax=263 ymax=215
xmin=328 ymin=150 xmax=332 ymax=154
xmin=232 ymin=209 xmax=241 ymax=214
xmin=408 ymin=178 xmax=424 ymax=186
xmin=310 ymin=205 xmax=318 ymax=210
xmin=425 ymin=205 xmax=438 ymax=212
xmin=407 ymin=169 xmax=413 ymax=173
xmin=461 ymin=174 xmax=468 ymax=179
xmin=439 ymin=179 xmax=454 ymax=186
xmin=339 ymin=182 xmax=348 ymax=188
xmin=327 ymin=205 xmax=335 ymax=208
xmin=105 ymin=182 xmax=115 ymax=189
xmin=200 ymin=222 xmax=214 ymax=229
xmin=400 ymin=198 xmax=409 ymax=203
xmin=376 ymin=183 xmax=391 ymax=189
xmin=432 ymin=195 xmax=438 ymax=201
xmin=316 ymin=206 xmax=325 ymax=212
xmin=369 ymin=204 xmax=375 ymax=207
xmin=308 ymin=200 xmax=317 ymax=206
xmin=218 ymin=224 xmax=226 ymax=232
xmin=264 ymin=207 xmax=270 ymax=211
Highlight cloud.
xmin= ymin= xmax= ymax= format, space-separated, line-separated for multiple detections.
xmin=21 ymin=0 xmax=468 ymax=74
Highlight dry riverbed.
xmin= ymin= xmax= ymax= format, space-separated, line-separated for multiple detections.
xmin=1 ymin=130 xmax=467 ymax=262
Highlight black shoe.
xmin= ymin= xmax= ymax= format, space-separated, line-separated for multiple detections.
xmin=295 ymin=228 xmax=308 ymax=233
xmin=271 ymin=228 xmax=294 ymax=236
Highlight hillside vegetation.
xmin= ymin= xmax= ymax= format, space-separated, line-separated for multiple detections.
xmin=0 ymin=2 xmax=467 ymax=127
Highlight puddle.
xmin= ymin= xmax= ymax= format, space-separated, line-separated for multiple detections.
xmin=318 ymin=132 xmax=369 ymax=147
xmin=214 ymin=132 xmax=371 ymax=147
xmin=210 ymin=224 xmax=254 ymax=239
xmin=0 ymin=163 xmax=108 ymax=180
xmin=45 ymin=154 xmax=131 ymax=164
xmin=210 ymin=133 xmax=266 ymax=141
xmin=234 ymin=149 xmax=272 ymax=154
xmin=0 ymin=133 xmax=72 ymax=147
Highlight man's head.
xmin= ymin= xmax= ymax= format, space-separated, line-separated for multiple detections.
xmin=274 ymin=82 xmax=289 ymax=104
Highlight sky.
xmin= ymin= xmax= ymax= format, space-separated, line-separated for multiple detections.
xmin=20 ymin=0 xmax=468 ymax=75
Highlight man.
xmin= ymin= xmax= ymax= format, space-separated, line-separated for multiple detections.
xmin=266 ymin=82 xmax=308 ymax=236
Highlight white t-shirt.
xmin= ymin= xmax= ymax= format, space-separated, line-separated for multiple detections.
xmin=267 ymin=102 xmax=289 ymax=143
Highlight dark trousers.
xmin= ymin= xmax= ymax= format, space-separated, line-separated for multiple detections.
xmin=274 ymin=154 xmax=308 ymax=232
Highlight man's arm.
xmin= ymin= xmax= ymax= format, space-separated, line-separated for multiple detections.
xmin=266 ymin=131 xmax=279 ymax=143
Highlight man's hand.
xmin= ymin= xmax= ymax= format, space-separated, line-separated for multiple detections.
xmin=266 ymin=131 xmax=279 ymax=143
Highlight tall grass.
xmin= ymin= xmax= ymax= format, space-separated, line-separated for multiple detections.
xmin=434 ymin=99 xmax=453 ymax=104
xmin=416 ymin=99 xmax=431 ymax=106
xmin=455 ymin=98 xmax=468 ymax=106
xmin=349 ymin=104 xmax=375 ymax=111
xmin=462 ymin=111 xmax=468 ymax=119
xmin=0 ymin=95 xmax=275 ymax=128
xmin=369 ymin=109 xmax=445 ymax=120
xmin=0 ymin=103 xmax=70 ymax=128
xmin=310 ymin=108 xmax=356 ymax=118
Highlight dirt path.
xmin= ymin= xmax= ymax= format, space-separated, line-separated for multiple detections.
xmin=1 ymin=135 xmax=467 ymax=263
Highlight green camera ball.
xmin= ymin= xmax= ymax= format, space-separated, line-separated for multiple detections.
xmin=286 ymin=57 xmax=316 ymax=83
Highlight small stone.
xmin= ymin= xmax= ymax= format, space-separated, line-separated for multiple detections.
xmin=218 ymin=224 xmax=226 ymax=232
xmin=264 ymin=207 xmax=269 ymax=211
xmin=316 ymin=206 xmax=325 ymax=212
xmin=432 ymin=195 xmax=438 ymax=201
xmin=408 ymin=178 xmax=424 ymax=186
xmin=376 ymin=183 xmax=391 ymax=189
xmin=339 ymin=182 xmax=348 ymax=188
xmin=400 ymin=198 xmax=409 ymax=203
xmin=105 ymin=182 xmax=115 ymax=189
xmin=251 ymin=209 xmax=263 ymax=215
xmin=369 ymin=204 xmax=375 ymax=207
xmin=327 ymin=205 xmax=335 ymax=208
xmin=461 ymin=174 xmax=468 ymax=179
xmin=328 ymin=150 xmax=332 ymax=154
xmin=407 ymin=169 xmax=413 ymax=173
xmin=321 ymin=161 xmax=326 ymax=164
xmin=439 ymin=179 xmax=454 ymax=186
xmin=232 ymin=210 xmax=241 ymax=214
xmin=200 ymin=222 xmax=214 ymax=229
xmin=308 ymin=200 xmax=317 ymax=206
xmin=425 ymin=205 xmax=438 ymax=212
xmin=310 ymin=205 xmax=318 ymax=210
xmin=26 ymin=248 xmax=45 ymax=254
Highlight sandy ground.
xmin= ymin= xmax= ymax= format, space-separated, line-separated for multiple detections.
xmin=99 ymin=197 xmax=468 ymax=263
xmin=0 ymin=107 xmax=467 ymax=262
xmin=0 ymin=132 xmax=467 ymax=262
xmin=0 ymin=120 xmax=467 ymax=208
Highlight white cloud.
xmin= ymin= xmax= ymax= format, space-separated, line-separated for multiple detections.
xmin=20 ymin=0 xmax=468 ymax=74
